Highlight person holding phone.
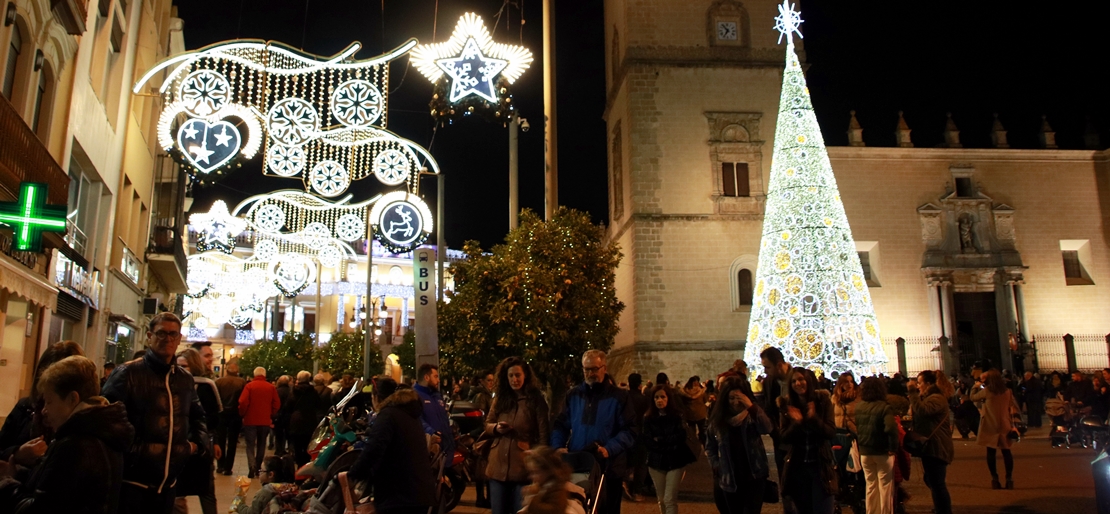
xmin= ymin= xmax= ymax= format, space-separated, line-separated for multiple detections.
xmin=484 ymin=357 xmax=551 ymax=514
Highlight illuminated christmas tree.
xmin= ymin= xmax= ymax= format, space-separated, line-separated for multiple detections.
xmin=743 ymin=1 xmax=887 ymax=380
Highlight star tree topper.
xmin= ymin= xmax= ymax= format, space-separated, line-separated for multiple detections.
xmin=774 ymin=0 xmax=804 ymax=45
xmin=411 ymin=13 xmax=533 ymax=103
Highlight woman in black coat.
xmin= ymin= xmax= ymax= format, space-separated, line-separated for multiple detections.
xmin=348 ymin=380 xmax=436 ymax=514
xmin=288 ymin=371 xmax=327 ymax=466
xmin=0 ymin=355 xmax=135 ymax=514
xmin=778 ymin=368 xmax=837 ymax=514
xmin=642 ymin=385 xmax=695 ymax=514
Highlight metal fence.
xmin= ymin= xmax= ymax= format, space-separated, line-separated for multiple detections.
xmin=881 ymin=336 xmax=944 ymax=377
xmin=1032 ymin=333 xmax=1109 ymax=373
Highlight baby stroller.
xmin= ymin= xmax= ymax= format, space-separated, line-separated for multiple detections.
xmin=562 ymin=451 xmax=605 ymax=514
xmin=831 ymin=430 xmax=865 ymax=514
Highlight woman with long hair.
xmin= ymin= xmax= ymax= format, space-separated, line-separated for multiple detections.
xmin=643 ymin=385 xmax=695 ymax=514
xmin=175 ymin=347 xmax=222 ymax=514
xmin=485 ymin=357 xmax=551 ymax=514
xmin=854 ymin=377 xmax=898 ymax=514
xmin=909 ymin=370 xmax=954 ymax=514
xmin=683 ymin=377 xmax=708 ymax=445
xmin=971 ymin=369 xmax=1020 ymax=489
xmin=777 ymin=368 xmax=836 ymax=514
xmin=706 ymin=376 xmax=772 ymax=514
xmin=832 ymin=373 xmax=859 ymax=434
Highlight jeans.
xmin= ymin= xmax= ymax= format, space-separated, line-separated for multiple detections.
xmin=242 ymin=425 xmax=272 ymax=474
xmin=489 ymin=480 xmax=524 ymax=514
xmin=118 ymin=483 xmax=175 ymax=514
xmin=921 ymin=456 xmax=952 ymax=514
xmin=714 ymin=479 xmax=764 ymax=514
xmin=861 ymin=454 xmax=894 ymax=514
xmin=216 ymin=412 xmax=242 ymax=472
xmin=648 ymin=467 xmax=683 ymax=514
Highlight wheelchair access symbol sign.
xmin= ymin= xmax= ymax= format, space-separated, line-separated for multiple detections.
xmin=369 ymin=191 xmax=433 ymax=254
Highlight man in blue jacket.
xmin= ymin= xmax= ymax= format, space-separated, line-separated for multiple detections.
xmin=552 ymin=350 xmax=637 ymax=514
xmin=414 ymin=363 xmax=454 ymax=468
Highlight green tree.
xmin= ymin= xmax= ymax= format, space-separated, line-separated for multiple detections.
xmin=396 ymin=330 xmax=416 ymax=378
xmin=438 ymin=207 xmax=624 ymax=386
xmin=315 ymin=332 xmax=383 ymax=377
xmin=239 ymin=331 xmax=315 ymax=381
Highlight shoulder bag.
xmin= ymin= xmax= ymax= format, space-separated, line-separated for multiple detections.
xmin=904 ymin=417 xmax=946 ymax=458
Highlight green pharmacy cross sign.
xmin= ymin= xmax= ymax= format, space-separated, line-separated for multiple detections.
xmin=0 ymin=182 xmax=67 ymax=252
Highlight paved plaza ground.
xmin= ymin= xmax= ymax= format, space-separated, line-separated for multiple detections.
xmin=197 ymin=427 xmax=1097 ymax=514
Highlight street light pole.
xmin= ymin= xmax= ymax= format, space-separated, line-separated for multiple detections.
xmin=363 ymin=232 xmax=374 ymax=381
xmin=509 ymin=113 xmax=519 ymax=231
xmin=436 ymin=172 xmax=445 ymax=301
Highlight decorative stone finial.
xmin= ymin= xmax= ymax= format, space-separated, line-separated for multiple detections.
xmin=991 ymin=113 xmax=1009 ymax=149
xmin=847 ymin=110 xmax=864 ymax=147
xmin=895 ymin=111 xmax=913 ymax=148
xmin=1039 ymin=115 xmax=1057 ymax=149
xmin=943 ymin=112 xmax=962 ymax=148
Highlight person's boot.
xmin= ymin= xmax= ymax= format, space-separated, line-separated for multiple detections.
xmin=991 ymin=476 xmax=1001 ymax=489
xmin=1005 ymin=477 xmax=1014 ymax=489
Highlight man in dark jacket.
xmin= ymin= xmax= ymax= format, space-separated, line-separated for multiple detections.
xmin=288 ymin=371 xmax=326 ymax=466
xmin=273 ymin=375 xmax=293 ymax=455
xmin=348 ymin=379 xmax=436 ymax=514
xmin=102 ymin=312 xmax=209 ymax=514
xmin=760 ymin=346 xmax=791 ymax=479
xmin=414 ymin=364 xmax=454 ymax=466
xmin=1021 ymin=371 xmax=1044 ymax=428
xmin=551 ymin=350 xmax=637 ymax=514
xmin=215 ymin=360 xmax=247 ymax=475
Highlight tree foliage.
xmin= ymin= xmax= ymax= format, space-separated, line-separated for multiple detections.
xmin=239 ymin=332 xmax=315 ymax=381
xmin=396 ymin=330 xmax=416 ymax=378
xmin=315 ymin=332 xmax=383 ymax=377
xmin=438 ymin=207 xmax=625 ymax=385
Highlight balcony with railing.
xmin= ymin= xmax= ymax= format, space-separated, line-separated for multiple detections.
xmin=0 ymin=91 xmax=68 ymax=209
xmin=146 ymin=156 xmax=188 ymax=293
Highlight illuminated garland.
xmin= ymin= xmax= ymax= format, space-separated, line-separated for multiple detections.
xmin=429 ymin=76 xmax=516 ymax=126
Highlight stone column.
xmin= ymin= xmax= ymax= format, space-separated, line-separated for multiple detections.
xmin=928 ymin=282 xmax=944 ymax=339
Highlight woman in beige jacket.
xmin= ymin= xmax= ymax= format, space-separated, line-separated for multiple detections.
xmin=484 ymin=357 xmax=551 ymax=514
xmin=971 ymin=369 xmax=1019 ymax=489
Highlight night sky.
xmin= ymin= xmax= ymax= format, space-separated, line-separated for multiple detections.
xmin=175 ymin=0 xmax=1108 ymax=249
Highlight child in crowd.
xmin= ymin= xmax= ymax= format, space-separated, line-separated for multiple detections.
xmin=236 ymin=455 xmax=311 ymax=514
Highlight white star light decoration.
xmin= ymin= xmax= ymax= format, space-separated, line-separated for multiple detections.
xmin=411 ymin=13 xmax=533 ymax=103
xmin=774 ymin=0 xmax=804 ymax=45
xmin=189 ymin=200 xmax=247 ymax=254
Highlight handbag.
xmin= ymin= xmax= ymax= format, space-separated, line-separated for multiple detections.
xmin=905 ymin=418 xmax=946 ymax=458
xmin=338 ymin=471 xmax=375 ymax=514
xmin=762 ymin=478 xmax=780 ymax=504
xmin=472 ymin=433 xmax=493 ymax=481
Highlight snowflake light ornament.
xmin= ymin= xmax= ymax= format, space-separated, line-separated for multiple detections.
xmin=774 ymin=0 xmax=804 ymax=45
xmin=309 ymin=160 xmax=350 ymax=197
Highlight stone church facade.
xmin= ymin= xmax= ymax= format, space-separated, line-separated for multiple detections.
xmin=602 ymin=0 xmax=1110 ymax=381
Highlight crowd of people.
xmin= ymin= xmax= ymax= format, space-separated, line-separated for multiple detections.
xmin=0 ymin=311 xmax=1106 ymax=514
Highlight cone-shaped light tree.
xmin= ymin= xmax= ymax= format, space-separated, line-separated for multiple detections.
xmin=743 ymin=1 xmax=887 ymax=380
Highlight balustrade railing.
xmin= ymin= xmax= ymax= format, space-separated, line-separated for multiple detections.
xmin=0 ymin=95 xmax=68 ymax=205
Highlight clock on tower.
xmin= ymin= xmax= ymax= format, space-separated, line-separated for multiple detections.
xmin=717 ymin=21 xmax=738 ymax=41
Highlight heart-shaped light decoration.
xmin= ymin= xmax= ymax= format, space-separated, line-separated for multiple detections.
xmin=269 ymin=255 xmax=316 ymax=297
xmin=177 ymin=118 xmax=242 ymax=173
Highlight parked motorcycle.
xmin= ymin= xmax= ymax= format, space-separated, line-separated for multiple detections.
xmin=297 ymin=380 xmax=368 ymax=483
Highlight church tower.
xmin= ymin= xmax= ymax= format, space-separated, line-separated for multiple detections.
xmin=604 ymin=0 xmax=797 ymax=377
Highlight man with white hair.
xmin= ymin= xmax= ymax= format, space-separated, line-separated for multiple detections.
xmin=238 ymin=366 xmax=280 ymax=477
xmin=551 ymin=350 xmax=637 ymax=514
